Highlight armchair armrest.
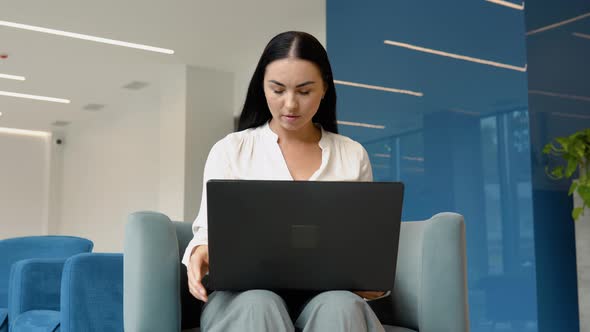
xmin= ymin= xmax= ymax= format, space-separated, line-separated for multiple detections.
xmin=60 ymin=253 xmax=123 ymax=332
xmin=125 ymin=211 xmax=182 ymax=332
xmin=8 ymin=258 xmax=66 ymax=320
xmin=419 ymin=212 xmax=469 ymax=332
xmin=391 ymin=213 xmax=469 ymax=332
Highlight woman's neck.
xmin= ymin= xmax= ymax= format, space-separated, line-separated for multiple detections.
xmin=269 ymin=120 xmax=321 ymax=145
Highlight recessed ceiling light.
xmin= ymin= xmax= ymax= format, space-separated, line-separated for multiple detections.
xmin=0 ymin=73 xmax=25 ymax=81
xmin=0 ymin=90 xmax=70 ymax=103
xmin=122 ymin=81 xmax=150 ymax=90
xmin=82 ymin=103 xmax=106 ymax=111
xmin=0 ymin=20 xmax=174 ymax=55
xmin=52 ymin=120 xmax=71 ymax=127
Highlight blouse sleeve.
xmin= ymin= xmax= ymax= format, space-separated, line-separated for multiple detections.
xmin=181 ymin=139 xmax=231 ymax=266
xmin=359 ymin=146 xmax=374 ymax=182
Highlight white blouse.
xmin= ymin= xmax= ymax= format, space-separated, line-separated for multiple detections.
xmin=181 ymin=121 xmax=373 ymax=266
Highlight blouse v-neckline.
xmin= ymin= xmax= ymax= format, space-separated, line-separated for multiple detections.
xmin=263 ymin=121 xmax=329 ymax=181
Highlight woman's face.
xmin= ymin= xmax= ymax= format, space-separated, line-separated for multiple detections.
xmin=263 ymin=58 xmax=326 ymax=132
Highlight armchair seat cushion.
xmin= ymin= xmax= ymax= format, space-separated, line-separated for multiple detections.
xmin=11 ymin=309 xmax=60 ymax=332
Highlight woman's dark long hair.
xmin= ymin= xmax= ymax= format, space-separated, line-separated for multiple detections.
xmin=237 ymin=31 xmax=338 ymax=133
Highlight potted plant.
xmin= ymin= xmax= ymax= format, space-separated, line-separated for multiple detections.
xmin=543 ymin=128 xmax=590 ymax=331
xmin=543 ymin=128 xmax=590 ymax=220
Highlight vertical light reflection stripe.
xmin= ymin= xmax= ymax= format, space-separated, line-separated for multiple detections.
xmin=334 ymin=79 xmax=423 ymax=97
xmin=384 ymin=40 xmax=527 ymax=72
xmin=526 ymin=12 xmax=590 ymax=36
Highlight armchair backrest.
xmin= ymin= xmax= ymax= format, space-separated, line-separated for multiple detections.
xmin=60 ymin=253 xmax=123 ymax=332
xmin=0 ymin=236 xmax=93 ymax=307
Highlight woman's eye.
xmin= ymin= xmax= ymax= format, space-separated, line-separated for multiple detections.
xmin=299 ymin=91 xmax=310 ymax=95
xmin=273 ymin=90 xmax=284 ymax=95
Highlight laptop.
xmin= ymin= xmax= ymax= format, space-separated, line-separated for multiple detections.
xmin=206 ymin=180 xmax=404 ymax=292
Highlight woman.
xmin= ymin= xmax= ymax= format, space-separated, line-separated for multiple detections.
xmin=182 ymin=31 xmax=386 ymax=332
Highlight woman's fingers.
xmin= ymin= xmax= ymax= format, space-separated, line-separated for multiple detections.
xmin=354 ymin=291 xmax=387 ymax=300
xmin=187 ymin=245 xmax=209 ymax=302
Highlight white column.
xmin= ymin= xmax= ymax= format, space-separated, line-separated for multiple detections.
xmin=158 ymin=65 xmax=234 ymax=222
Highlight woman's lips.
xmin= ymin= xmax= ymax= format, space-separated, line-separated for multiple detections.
xmin=283 ymin=115 xmax=300 ymax=122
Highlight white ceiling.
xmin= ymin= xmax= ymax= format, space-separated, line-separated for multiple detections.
xmin=0 ymin=0 xmax=326 ymax=131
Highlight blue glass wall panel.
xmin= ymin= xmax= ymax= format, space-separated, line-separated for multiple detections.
xmin=526 ymin=0 xmax=590 ymax=331
xmin=328 ymin=1 xmax=540 ymax=331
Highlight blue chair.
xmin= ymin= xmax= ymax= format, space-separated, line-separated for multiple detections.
xmin=60 ymin=253 xmax=123 ymax=332
xmin=8 ymin=253 xmax=123 ymax=332
xmin=124 ymin=211 xmax=469 ymax=332
xmin=0 ymin=236 xmax=93 ymax=332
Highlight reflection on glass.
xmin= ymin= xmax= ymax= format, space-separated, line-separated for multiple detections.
xmin=330 ymin=0 xmax=539 ymax=330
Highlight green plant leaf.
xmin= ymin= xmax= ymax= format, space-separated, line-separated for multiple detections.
xmin=565 ymin=158 xmax=578 ymax=178
xmin=557 ymin=137 xmax=569 ymax=151
xmin=574 ymin=143 xmax=585 ymax=160
xmin=550 ymin=166 xmax=564 ymax=179
xmin=578 ymin=186 xmax=590 ymax=207
xmin=569 ymin=182 xmax=579 ymax=196
xmin=542 ymin=143 xmax=553 ymax=155
xmin=573 ymin=207 xmax=583 ymax=221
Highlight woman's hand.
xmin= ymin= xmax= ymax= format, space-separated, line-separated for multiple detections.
xmin=353 ymin=291 xmax=387 ymax=300
xmin=187 ymin=245 xmax=210 ymax=302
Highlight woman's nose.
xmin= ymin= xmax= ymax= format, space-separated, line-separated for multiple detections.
xmin=284 ymin=92 xmax=298 ymax=110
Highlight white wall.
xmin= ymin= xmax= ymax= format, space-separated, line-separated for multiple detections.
xmin=58 ymin=88 xmax=160 ymax=252
xmin=2 ymin=8 xmax=326 ymax=248
xmin=158 ymin=65 xmax=189 ymax=221
xmin=157 ymin=65 xmax=234 ymax=222
xmin=57 ymin=65 xmax=234 ymax=252
xmin=0 ymin=132 xmax=51 ymax=239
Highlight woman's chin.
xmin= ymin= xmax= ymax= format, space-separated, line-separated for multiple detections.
xmin=279 ymin=119 xmax=306 ymax=131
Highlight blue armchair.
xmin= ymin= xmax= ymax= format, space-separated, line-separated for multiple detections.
xmin=0 ymin=236 xmax=93 ymax=332
xmin=8 ymin=253 xmax=123 ymax=332
xmin=124 ymin=211 xmax=469 ymax=332
xmin=59 ymin=253 xmax=123 ymax=332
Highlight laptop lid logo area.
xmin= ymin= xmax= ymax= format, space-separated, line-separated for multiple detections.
xmin=290 ymin=225 xmax=319 ymax=249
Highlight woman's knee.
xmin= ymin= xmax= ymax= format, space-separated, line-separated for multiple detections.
xmin=311 ymin=291 xmax=364 ymax=307
xmin=308 ymin=290 xmax=365 ymax=312
xmin=202 ymin=290 xmax=293 ymax=332
xmin=235 ymin=290 xmax=284 ymax=305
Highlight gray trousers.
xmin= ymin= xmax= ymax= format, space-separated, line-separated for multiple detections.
xmin=201 ymin=290 xmax=385 ymax=332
